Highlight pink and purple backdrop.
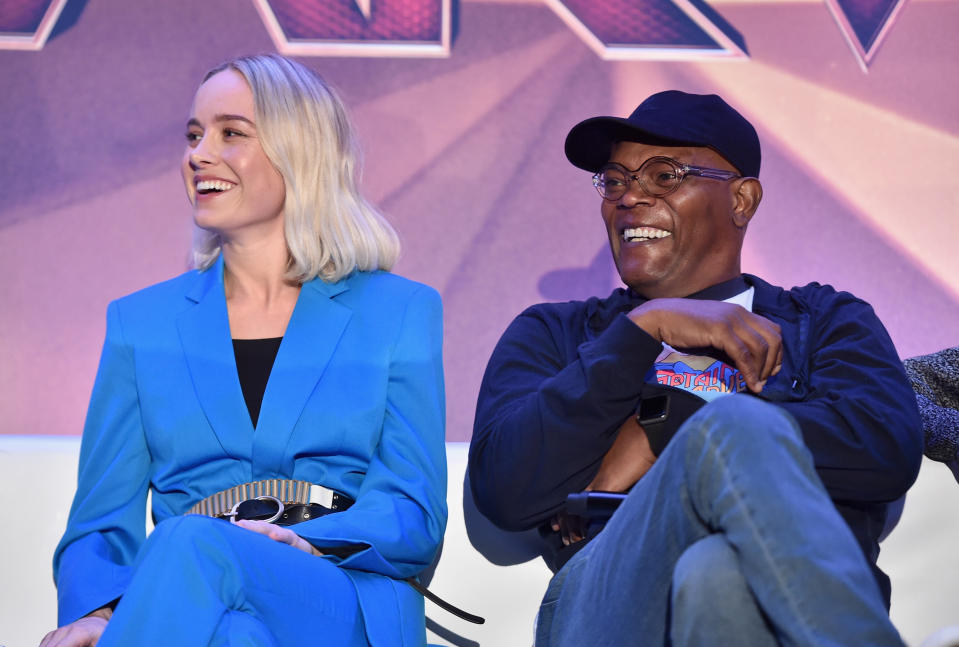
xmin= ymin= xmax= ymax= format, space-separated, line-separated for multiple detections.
xmin=1 ymin=0 xmax=957 ymax=442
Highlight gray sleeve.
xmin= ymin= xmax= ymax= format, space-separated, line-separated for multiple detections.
xmin=902 ymin=347 xmax=959 ymax=471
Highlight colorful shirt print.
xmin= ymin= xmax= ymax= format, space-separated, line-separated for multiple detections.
xmin=649 ymin=286 xmax=754 ymax=402
xmin=653 ymin=347 xmax=747 ymax=402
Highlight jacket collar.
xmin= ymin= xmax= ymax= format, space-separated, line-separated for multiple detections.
xmin=176 ymin=255 xmax=353 ymax=472
xmin=743 ymin=273 xmax=802 ymax=323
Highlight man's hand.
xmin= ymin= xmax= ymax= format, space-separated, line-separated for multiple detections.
xmin=588 ymin=416 xmax=656 ymax=493
xmin=39 ymin=607 xmax=111 ymax=647
xmin=550 ymin=511 xmax=587 ymax=546
xmin=629 ymin=298 xmax=782 ymax=393
xmin=550 ymin=417 xmax=657 ymax=546
xmin=235 ymin=519 xmax=324 ymax=556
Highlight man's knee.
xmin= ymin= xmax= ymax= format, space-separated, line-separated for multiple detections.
xmin=696 ymin=394 xmax=797 ymax=432
xmin=672 ymin=534 xmax=746 ymax=605
xmin=684 ymin=394 xmax=804 ymax=453
xmin=671 ymin=535 xmax=777 ymax=645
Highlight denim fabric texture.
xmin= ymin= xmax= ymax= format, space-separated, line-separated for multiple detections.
xmin=535 ymin=395 xmax=903 ymax=647
xmin=670 ymin=534 xmax=778 ymax=646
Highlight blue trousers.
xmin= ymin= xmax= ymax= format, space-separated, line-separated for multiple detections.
xmin=97 ymin=515 xmax=368 ymax=646
xmin=535 ymin=395 xmax=903 ymax=647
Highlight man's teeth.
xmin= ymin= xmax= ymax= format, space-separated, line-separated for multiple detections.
xmin=196 ymin=180 xmax=235 ymax=193
xmin=623 ymin=227 xmax=671 ymax=242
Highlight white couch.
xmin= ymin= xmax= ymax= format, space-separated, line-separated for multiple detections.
xmin=1 ymin=437 xmax=956 ymax=647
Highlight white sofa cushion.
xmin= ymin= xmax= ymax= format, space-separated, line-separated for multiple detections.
xmin=1 ymin=437 xmax=955 ymax=646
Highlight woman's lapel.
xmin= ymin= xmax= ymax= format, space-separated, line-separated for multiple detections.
xmin=175 ymin=256 xmax=254 ymax=460
xmin=251 ymin=276 xmax=353 ymax=477
xmin=174 ymin=258 xmax=354 ymax=472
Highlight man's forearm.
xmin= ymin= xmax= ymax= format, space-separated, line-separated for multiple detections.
xmin=470 ymin=313 xmax=662 ymax=530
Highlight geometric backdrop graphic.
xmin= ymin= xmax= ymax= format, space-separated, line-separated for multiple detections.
xmin=0 ymin=0 xmax=67 ymax=49
xmin=268 ymin=0 xmax=442 ymax=40
xmin=0 ymin=0 xmax=52 ymax=31
xmin=1 ymin=0 xmax=957 ymax=448
xmin=825 ymin=0 xmax=909 ymax=69
xmin=254 ymin=0 xmax=451 ymax=56
xmin=544 ymin=0 xmax=748 ymax=59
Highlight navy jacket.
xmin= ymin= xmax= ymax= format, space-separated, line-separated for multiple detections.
xmin=470 ymin=274 xmax=922 ymax=605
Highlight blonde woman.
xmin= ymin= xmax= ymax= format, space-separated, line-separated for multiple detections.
xmin=43 ymin=54 xmax=446 ymax=647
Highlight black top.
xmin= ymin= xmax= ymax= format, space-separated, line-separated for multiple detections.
xmin=233 ymin=337 xmax=283 ymax=427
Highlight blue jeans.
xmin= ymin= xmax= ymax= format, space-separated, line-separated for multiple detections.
xmin=535 ymin=395 xmax=903 ymax=647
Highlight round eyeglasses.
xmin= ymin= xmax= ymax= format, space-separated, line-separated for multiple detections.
xmin=592 ymin=157 xmax=742 ymax=201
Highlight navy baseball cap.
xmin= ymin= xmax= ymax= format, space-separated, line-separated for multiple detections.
xmin=564 ymin=91 xmax=761 ymax=178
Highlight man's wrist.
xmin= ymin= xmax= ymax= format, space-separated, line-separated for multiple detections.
xmin=627 ymin=302 xmax=662 ymax=341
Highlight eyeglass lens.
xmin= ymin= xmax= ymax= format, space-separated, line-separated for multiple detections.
xmin=596 ymin=160 xmax=683 ymax=200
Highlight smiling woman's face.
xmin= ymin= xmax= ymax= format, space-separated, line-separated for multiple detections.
xmin=182 ymin=69 xmax=286 ymax=242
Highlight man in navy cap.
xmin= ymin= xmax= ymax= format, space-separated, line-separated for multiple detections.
xmin=469 ymin=91 xmax=921 ymax=645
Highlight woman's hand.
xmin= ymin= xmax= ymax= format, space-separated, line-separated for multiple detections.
xmin=234 ymin=519 xmax=324 ymax=556
xmin=39 ymin=607 xmax=111 ymax=647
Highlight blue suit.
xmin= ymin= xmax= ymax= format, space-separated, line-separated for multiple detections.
xmin=53 ymin=257 xmax=447 ymax=646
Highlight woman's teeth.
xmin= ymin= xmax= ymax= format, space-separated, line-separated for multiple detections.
xmin=196 ymin=180 xmax=235 ymax=194
xmin=623 ymin=227 xmax=671 ymax=242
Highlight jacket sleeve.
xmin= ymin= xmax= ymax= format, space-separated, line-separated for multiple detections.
xmin=469 ymin=310 xmax=663 ymax=532
xmin=776 ymin=290 xmax=923 ymax=503
xmin=53 ymin=301 xmax=152 ymax=625
xmin=297 ymin=285 xmax=448 ymax=579
xmin=903 ymin=346 xmax=959 ymax=467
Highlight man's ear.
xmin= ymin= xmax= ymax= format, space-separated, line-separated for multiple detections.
xmin=731 ymin=178 xmax=763 ymax=228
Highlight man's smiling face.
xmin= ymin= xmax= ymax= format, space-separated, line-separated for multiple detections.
xmin=601 ymin=141 xmax=747 ymax=299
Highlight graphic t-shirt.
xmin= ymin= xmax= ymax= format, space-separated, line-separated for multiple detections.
xmin=650 ymin=287 xmax=755 ymax=402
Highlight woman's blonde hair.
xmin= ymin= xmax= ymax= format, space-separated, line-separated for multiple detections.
xmin=191 ymin=54 xmax=400 ymax=283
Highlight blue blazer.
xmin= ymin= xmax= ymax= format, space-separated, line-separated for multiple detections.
xmin=54 ymin=257 xmax=447 ymax=646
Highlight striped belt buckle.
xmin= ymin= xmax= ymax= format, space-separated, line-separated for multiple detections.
xmin=188 ymin=479 xmax=342 ymax=519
